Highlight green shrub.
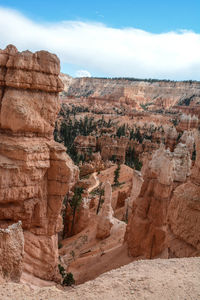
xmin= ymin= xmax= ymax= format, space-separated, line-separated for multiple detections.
xmin=58 ymin=264 xmax=75 ymax=286
xmin=63 ymin=272 xmax=75 ymax=286
xmin=114 ymin=164 xmax=121 ymax=186
xmin=58 ymin=264 xmax=65 ymax=278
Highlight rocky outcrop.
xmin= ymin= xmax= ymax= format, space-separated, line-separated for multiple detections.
xmin=0 ymin=45 xmax=78 ymax=281
xmin=173 ymin=105 xmax=200 ymax=119
xmin=75 ymin=198 xmax=91 ymax=233
xmin=125 ymin=145 xmax=174 ymax=258
xmin=167 ymin=131 xmax=200 ymax=257
xmin=165 ymin=126 xmax=178 ymax=151
xmin=125 ymin=139 xmax=199 ymax=258
xmin=177 ymin=114 xmax=199 ymax=132
xmin=173 ymin=143 xmax=191 ymax=182
xmin=79 ymin=152 xmax=105 ymax=177
xmin=0 ymin=221 xmax=24 ymax=282
xmin=167 ymin=182 xmax=200 ymax=257
xmin=180 ymin=131 xmax=195 ymax=157
xmin=127 ymin=171 xmax=143 ymax=217
xmin=96 ymin=182 xmax=114 ymax=239
xmin=74 ymin=135 xmax=96 ymax=155
xmin=0 ymin=45 xmax=63 ymax=133
xmin=191 ymin=131 xmax=200 ymax=185
xmin=98 ymin=136 xmax=129 ymax=163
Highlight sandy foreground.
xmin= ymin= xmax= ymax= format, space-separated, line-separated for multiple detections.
xmin=0 ymin=257 xmax=200 ymax=300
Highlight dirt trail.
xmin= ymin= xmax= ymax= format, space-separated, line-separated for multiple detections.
xmin=88 ymin=172 xmax=100 ymax=193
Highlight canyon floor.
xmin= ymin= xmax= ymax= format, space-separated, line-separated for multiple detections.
xmin=1 ymin=257 xmax=200 ymax=300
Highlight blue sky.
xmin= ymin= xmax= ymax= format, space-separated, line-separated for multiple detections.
xmin=0 ymin=0 xmax=200 ymax=79
xmin=1 ymin=0 xmax=200 ymax=33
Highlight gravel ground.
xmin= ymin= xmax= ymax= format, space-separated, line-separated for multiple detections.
xmin=0 ymin=257 xmax=200 ymax=300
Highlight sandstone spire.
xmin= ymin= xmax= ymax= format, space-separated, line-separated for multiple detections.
xmin=96 ymin=181 xmax=114 ymax=239
xmin=0 ymin=45 xmax=78 ymax=281
xmin=125 ymin=139 xmax=200 ymax=258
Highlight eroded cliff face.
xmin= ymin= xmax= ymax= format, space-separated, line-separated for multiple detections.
xmin=61 ymin=75 xmax=200 ymax=110
xmin=0 ymin=45 xmax=78 ymax=281
xmin=125 ymin=135 xmax=200 ymax=259
xmin=167 ymin=132 xmax=200 ymax=257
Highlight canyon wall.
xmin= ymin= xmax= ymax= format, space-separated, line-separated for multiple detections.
xmin=60 ymin=74 xmax=200 ymax=109
xmin=125 ymin=136 xmax=200 ymax=258
xmin=0 ymin=45 xmax=78 ymax=281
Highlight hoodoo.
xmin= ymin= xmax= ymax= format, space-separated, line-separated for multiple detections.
xmin=0 ymin=44 xmax=199 ymax=299
xmin=0 ymin=45 xmax=78 ymax=282
xmin=125 ymin=137 xmax=200 ymax=258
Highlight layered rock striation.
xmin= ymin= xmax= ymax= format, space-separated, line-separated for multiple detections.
xmin=125 ymin=138 xmax=200 ymax=258
xmin=0 ymin=45 xmax=78 ymax=281
xmin=61 ymin=75 xmax=200 ymax=110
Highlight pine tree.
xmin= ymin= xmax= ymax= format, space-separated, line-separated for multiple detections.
xmin=192 ymin=143 xmax=196 ymax=161
xmin=96 ymin=185 xmax=104 ymax=214
xmin=114 ymin=164 xmax=121 ymax=186
xmin=135 ymin=129 xmax=143 ymax=143
xmin=116 ymin=124 xmax=126 ymax=138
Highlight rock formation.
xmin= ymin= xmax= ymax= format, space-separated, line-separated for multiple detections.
xmin=96 ymin=182 xmax=114 ymax=239
xmin=60 ymin=76 xmax=200 ymax=110
xmin=167 ymin=131 xmax=200 ymax=257
xmin=125 ymin=138 xmax=199 ymax=258
xmin=167 ymin=182 xmax=200 ymax=257
xmin=125 ymin=145 xmax=174 ymax=258
xmin=74 ymin=134 xmax=130 ymax=165
xmin=75 ymin=198 xmax=91 ymax=233
xmin=98 ymin=136 xmax=129 ymax=163
xmin=180 ymin=131 xmax=195 ymax=156
xmin=177 ymin=114 xmax=199 ymax=132
xmin=173 ymin=143 xmax=191 ymax=182
xmin=0 ymin=221 xmax=24 ymax=282
xmin=79 ymin=152 xmax=105 ymax=177
xmin=0 ymin=45 xmax=78 ymax=281
xmin=191 ymin=131 xmax=200 ymax=185
xmin=74 ymin=135 xmax=96 ymax=155
xmin=165 ymin=126 xmax=178 ymax=151
xmin=127 ymin=170 xmax=143 ymax=217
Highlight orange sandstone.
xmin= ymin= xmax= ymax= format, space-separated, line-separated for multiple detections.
xmin=0 ymin=45 xmax=78 ymax=282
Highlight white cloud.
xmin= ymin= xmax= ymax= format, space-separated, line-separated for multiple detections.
xmin=0 ymin=7 xmax=200 ymax=80
xmin=75 ymin=70 xmax=91 ymax=77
